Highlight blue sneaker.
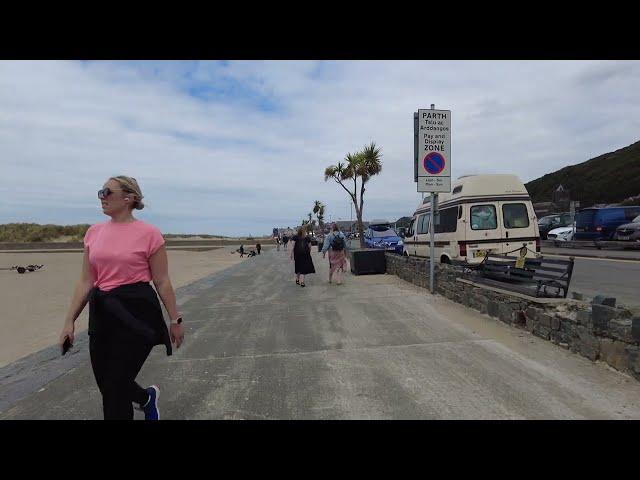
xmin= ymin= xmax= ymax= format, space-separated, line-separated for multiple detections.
xmin=142 ymin=385 xmax=160 ymax=420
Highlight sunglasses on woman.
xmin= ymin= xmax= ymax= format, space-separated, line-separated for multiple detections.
xmin=98 ymin=188 xmax=125 ymax=199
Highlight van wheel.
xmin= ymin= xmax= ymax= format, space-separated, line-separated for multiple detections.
xmin=440 ymin=256 xmax=451 ymax=264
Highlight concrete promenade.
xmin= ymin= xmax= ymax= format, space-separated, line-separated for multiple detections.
xmin=2 ymin=247 xmax=640 ymax=419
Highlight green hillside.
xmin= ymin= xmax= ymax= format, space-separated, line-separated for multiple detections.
xmin=525 ymin=140 xmax=640 ymax=207
xmin=0 ymin=223 xmax=91 ymax=242
xmin=0 ymin=223 xmax=237 ymax=243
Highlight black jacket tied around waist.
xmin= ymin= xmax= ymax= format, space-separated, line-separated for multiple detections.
xmin=88 ymin=282 xmax=172 ymax=356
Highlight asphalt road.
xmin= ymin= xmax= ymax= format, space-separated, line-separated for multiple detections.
xmin=564 ymin=257 xmax=640 ymax=307
xmin=2 ymin=246 xmax=640 ymax=419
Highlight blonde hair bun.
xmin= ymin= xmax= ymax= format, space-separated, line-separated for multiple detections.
xmin=110 ymin=175 xmax=145 ymax=211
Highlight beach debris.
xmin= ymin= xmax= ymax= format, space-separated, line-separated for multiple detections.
xmin=0 ymin=264 xmax=44 ymax=274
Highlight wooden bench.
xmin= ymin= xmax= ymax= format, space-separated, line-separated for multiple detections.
xmin=475 ymin=253 xmax=575 ymax=298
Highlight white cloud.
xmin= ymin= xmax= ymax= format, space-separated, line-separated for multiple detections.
xmin=1 ymin=60 xmax=639 ymax=235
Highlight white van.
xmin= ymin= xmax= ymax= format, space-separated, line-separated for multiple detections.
xmin=403 ymin=174 xmax=540 ymax=264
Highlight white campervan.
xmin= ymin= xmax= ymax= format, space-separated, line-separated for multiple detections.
xmin=403 ymin=174 xmax=540 ymax=264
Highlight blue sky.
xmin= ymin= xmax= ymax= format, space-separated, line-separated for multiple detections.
xmin=2 ymin=60 xmax=640 ymax=236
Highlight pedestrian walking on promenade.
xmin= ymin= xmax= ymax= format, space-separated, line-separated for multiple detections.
xmin=321 ymin=223 xmax=348 ymax=285
xmin=290 ymin=227 xmax=315 ymax=287
xmin=282 ymin=234 xmax=289 ymax=250
xmin=239 ymin=244 xmax=245 ymax=257
xmin=58 ymin=176 xmax=184 ymax=420
xmin=256 ymin=243 xmax=261 ymax=255
xmin=276 ymin=236 xmax=281 ymax=251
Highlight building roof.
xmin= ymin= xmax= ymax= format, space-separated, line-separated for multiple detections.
xmin=420 ymin=174 xmax=528 ymax=210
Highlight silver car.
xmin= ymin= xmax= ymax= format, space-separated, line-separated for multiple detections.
xmin=615 ymin=215 xmax=640 ymax=241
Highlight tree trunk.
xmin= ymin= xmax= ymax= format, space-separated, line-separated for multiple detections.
xmin=359 ymin=180 xmax=366 ymax=248
xmin=356 ymin=206 xmax=365 ymax=248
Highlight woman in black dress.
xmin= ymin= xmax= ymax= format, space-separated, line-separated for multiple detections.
xmin=290 ymin=226 xmax=315 ymax=287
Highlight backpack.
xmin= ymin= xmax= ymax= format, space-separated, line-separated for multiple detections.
xmin=330 ymin=234 xmax=345 ymax=251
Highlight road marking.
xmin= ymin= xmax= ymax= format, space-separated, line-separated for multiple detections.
xmin=545 ymin=254 xmax=640 ymax=264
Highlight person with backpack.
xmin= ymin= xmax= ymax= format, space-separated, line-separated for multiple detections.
xmin=282 ymin=234 xmax=289 ymax=250
xmin=290 ymin=227 xmax=315 ymax=287
xmin=322 ymin=223 xmax=348 ymax=285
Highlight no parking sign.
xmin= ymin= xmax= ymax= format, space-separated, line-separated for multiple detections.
xmin=416 ymin=109 xmax=451 ymax=193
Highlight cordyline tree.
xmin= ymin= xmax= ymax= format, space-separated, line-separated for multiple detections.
xmin=313 ymin=200 xmax=325 ymax=231
xmin=324 ymin=142 xmax=382 ymax=247
xmin=301 ymin=215 xmax=315 ymax=234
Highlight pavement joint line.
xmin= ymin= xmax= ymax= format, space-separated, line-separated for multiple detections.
xmin=165 ymin=338 xmax=493 ymax=364
xmin=189 ymin=293 xmax=424 ymax=309
xmin=184 ymin=291 xmax=436 ymax=312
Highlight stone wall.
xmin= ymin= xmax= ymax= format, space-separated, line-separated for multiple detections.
xmin=385 ymin=253 xmax=640 ymax=380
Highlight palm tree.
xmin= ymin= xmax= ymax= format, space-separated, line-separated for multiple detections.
xmin=313 ymin=200 xmax=326 ymax=230
xmin=324 ymin=142 xmax=383 ymax=247
xmin=308 ymin=213 xmax=317 ymax=233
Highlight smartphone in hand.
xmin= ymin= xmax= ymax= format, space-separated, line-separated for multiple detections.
xmin=61 ymin=336 xmax=72 ymax=356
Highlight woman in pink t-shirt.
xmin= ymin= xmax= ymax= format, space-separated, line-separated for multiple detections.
xmin=58 ymin=175 xmax=184 ymax=420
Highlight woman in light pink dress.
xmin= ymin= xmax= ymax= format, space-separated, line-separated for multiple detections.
xmin=321 ymin=223 xmax=348 ymax=285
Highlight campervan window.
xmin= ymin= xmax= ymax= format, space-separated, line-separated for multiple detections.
xmin=470 ymin=205 xmax=497 ymax=230
xmin=502 ymin=203 xmax=530 ymax=229
xmin=370 ymin=226 xmax=396 ymax=237
xmin=407 ymin=219 xmax=415 ymax=237
xmin=435 ymin=207 xmax=457 ymax=233
xmin=417 ymin=213 xmax=430 ymax=234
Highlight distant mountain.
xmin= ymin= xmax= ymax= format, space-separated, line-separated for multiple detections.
xmin=525 ymin=140 xmax=640 ymax=207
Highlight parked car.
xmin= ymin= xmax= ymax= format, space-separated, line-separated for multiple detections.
xmin=363 ymin=223 xmax=403 ymax=254
xmin=538 ymin=213 xmax=573 ymax=239
xmin=574 ymin=206 xmax=640 ymax=241
xmin=547 ymin=223 xmax=575 ymax=242
xmin=614 ymin=214 xmax=640 ymax=241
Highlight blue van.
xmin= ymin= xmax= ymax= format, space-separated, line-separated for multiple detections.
xmin=574 ymin=206 xmax=640 ymax=240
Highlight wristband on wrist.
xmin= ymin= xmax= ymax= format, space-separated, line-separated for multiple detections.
xmin=170 ymin=316 xmax=183 ymax=325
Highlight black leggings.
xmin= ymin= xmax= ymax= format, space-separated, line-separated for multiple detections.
xmin=89 ymin=334 xmax=153 ymax=420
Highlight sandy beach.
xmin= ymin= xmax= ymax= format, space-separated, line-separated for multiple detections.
xmin=0 ymin=246 xmax=253 ymax=368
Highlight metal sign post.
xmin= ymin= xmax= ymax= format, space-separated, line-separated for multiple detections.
xmin=570 ymin=200 xmax=580 ymax=238
xmin=414 ymin=111 xmax=419 ymax=183
xmin=430 ymin=191 xmax=437 ymax=294
xmin=429 ymin=102 xmax=438 ymax=293
xmin=415 ymin=103 xmax=451 ymax=294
